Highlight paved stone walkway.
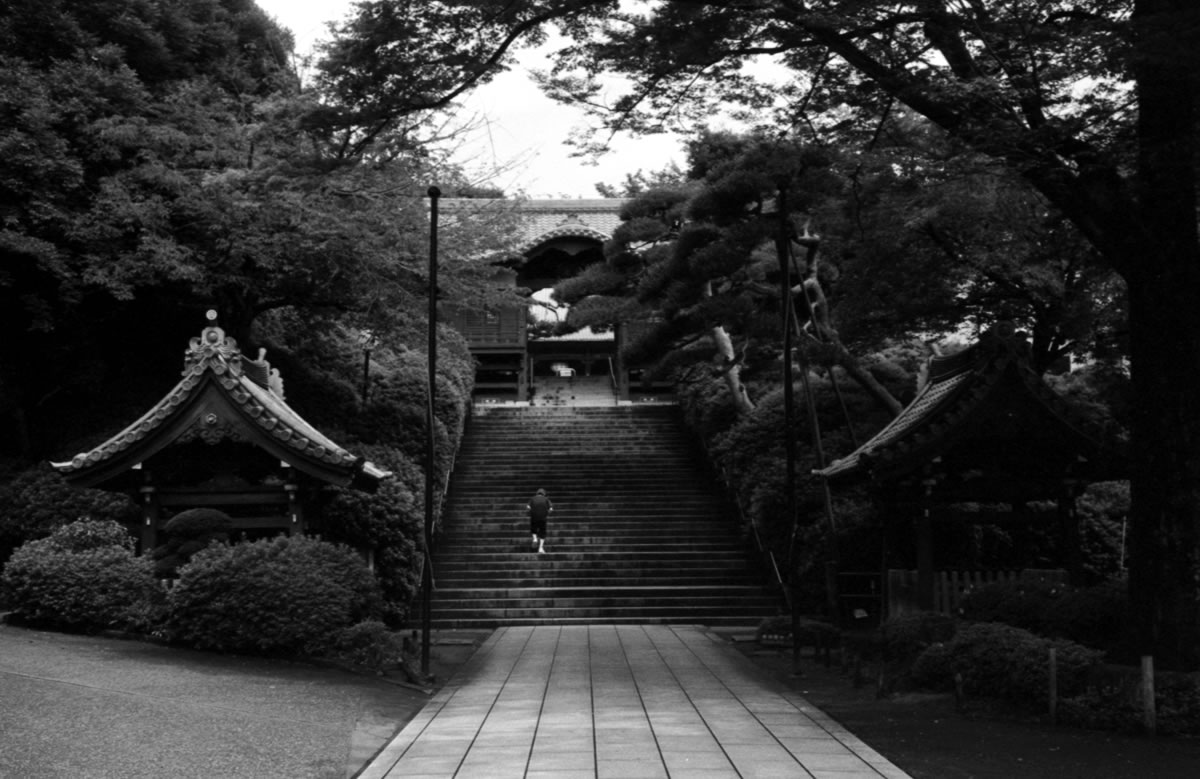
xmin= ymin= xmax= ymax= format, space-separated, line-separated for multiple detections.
xmin=359 ymin=625 xmax=910 ymax=779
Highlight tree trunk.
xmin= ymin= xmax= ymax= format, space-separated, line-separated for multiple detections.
xmin=711 ymin=322 xmax=755 ymax=415
xmin=826 ymin=340 xmax=904 ymax=418
xmin=1124 ymin=273 xmax=1200 ymax=670
xmin=1122 ymin=0 xmax=1200 ymax=669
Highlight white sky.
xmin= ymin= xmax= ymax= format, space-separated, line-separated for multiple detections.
xmin=256 ymin=0 xmax=684 ymax=198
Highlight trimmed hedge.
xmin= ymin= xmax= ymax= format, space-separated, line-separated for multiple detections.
xmin=0 ymin=519 xmax=159 ymax=632
xmin=928 ymin=622 xmax=1103 ymax=706
xmin=329 ymin=619 xmax=405 ymax=670
xmin=959 ymin=577 xmax=1129 ymax=654
xmin=151 ymin=508 xmax=234 ymax=577
xmin=878 ymin=611 xmax=957 ymax=664
xmin=167 ymin=535 xmax=383 ymax=655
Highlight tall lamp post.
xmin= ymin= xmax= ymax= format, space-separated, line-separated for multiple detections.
xmin=421 ymin=186 xmax=441 ymax=676
xmin=772 ymin=188 xmax=801 ymax=674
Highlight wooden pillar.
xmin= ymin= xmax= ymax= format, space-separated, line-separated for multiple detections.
xmin=138 ymin=485 xmax=159 ymax=554
xmin=916 ymin=504 xmax=935 ymax=611
xmin=285 ymin=483 xmax=304 ymax=536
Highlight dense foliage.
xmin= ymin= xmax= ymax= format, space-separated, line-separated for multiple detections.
xmin=151 ymin=508 xmax=234 ymax=577
xmin=258 ymin=320 xmax=476 ymax=624
xmin=960 ymin=578 xmax=1131 ymax=657
xmin=0 ymin=0 xmax=519 ymax=466
xmin=167 ymin=535 xmax=383 ymax=655
xmin=0 ymin=519 xmax=159 ymax=632
xmin=0 ymin=465 xmax=137 ymax=564
xmin=938 ymin=622 xmax=1103 ymax=705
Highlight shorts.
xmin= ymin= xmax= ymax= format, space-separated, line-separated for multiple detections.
xmin=530 ymin=518 xmax=547 ymax=537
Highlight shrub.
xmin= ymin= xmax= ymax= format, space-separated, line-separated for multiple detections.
xmin=1056 ymin=666 xmax=1200 ymax=736
xmin=151 ymin=508 xmax=233 ymax=577
xmin=322 ymin=448 xmax=425 ymax=625
xmin=34 ymin=518 xmax=135 ymax=553
xmin=328 ymin=620 xmax=405 ymax=670
xmin=0 ymin=464 xmax=137 ymax=563
xmin=958 ymin=578 xmax=1065 ymax=635
xmin=958 ymin=577 xmax=1130 ymax=654
xmin=878 ymin=612 xmax=958 ymax=664
xmin=1 ymin=520 xmax=159 ymax=632
xmin=910 ymin=642 xmax=955 ymax=691
xmin=946 ymin=623 xmax=1102 ymax=706
xmin=167 ymin=535 xmax=383 ymax=656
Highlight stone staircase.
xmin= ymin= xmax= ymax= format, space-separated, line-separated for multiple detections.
xmin=430 ymin=405 xmax=782 ymax=627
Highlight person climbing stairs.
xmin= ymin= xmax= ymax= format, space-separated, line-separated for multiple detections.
xmin=430 ymin=405 xmax=782 ymax=627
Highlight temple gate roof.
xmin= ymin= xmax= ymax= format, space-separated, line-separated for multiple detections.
xmin=816 ymin=324 xmax=1125 ymax=503
xmin=51 ymin=313 xmax=390 ymax=491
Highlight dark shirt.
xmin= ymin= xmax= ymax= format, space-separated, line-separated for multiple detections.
xmin=529 ymin=494 xmax=552 ymax=520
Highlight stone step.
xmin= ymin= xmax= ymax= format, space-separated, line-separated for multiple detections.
xmin=432 ymin=593 xmax=773 ymax=610
xmin=439 ymin=527 xmax=735 ymax=538
xmin=435 ymin=549 xmax=748 ymax=562
xmin=447 ymin=508 xmax=716 ymax=517
xmin=435 ymin=572 xmax=755 ymax=586
xmin=430 ymin=607 xmax=778 ymax=629
xmin=435 ymin=557 xmax=754 ymax=573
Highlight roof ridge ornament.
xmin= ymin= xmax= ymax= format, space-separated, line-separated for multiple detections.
xmin=184 ymin=310 xmax=242 ymax=377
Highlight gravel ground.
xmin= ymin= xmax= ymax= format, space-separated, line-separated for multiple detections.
xmin=0 ymin=623 xmax=480 ymax=779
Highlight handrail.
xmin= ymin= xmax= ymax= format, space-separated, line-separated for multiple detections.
xmin=606 ymin=356 xmax=618 ymax=391
xmin=722 ymin=466 xmax=791 ymax=610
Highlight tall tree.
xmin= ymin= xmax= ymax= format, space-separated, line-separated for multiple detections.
xmin=532 ymin=0 xmax=1195 ymax=667
xmin=334 ymin=0 xmax=1196 ymax=665
xmin=557 ymin=133 xmax=903 ymax=415
xmin=0 ymin=0 xmax=520 ymax=459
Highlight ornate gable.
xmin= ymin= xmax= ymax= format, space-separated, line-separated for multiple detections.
xmin=51 ymin=312 xmax=389 ymax=491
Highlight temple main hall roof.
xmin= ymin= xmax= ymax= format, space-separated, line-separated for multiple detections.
xmin=443 ymin=198 xmax=628 ymax=255
xmin=51 ymin=313 xmax=390 ymax=491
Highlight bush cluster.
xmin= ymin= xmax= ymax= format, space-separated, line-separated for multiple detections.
xmin=878 ymin=611 xmax=958 ymax=664
xmin=0 ymin=465 xmax=137 ymax=566
xmin=167 ymin=535 xmax=383 ymax=656
xmin=3 ymin=519 xmax=401 ymax=662
xmin=0 ymin=519 xmax=159 ymax=632
xmin=919 ymin=622 xmax=1103 ymax=705
xmin=959 ymin=577 xmax=1129 ymax=654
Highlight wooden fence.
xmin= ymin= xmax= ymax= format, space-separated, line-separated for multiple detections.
xmin=886 ymin=568 xmax=1069 ymax=618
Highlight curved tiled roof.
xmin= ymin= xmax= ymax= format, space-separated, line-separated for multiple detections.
xmin=816 ymin=325 xmax=1119 ymax=488
xmin=442 ymin=197 xmax=627 ymax=258
xmin=51 ymin=318 xmax=389 ymax=489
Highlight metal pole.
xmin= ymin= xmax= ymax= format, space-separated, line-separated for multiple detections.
xmin=422 ymin=186 xmax=441 ymax=676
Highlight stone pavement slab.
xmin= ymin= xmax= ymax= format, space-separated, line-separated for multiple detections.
xmin=359 ymin=625 xmax=911 ymax=779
